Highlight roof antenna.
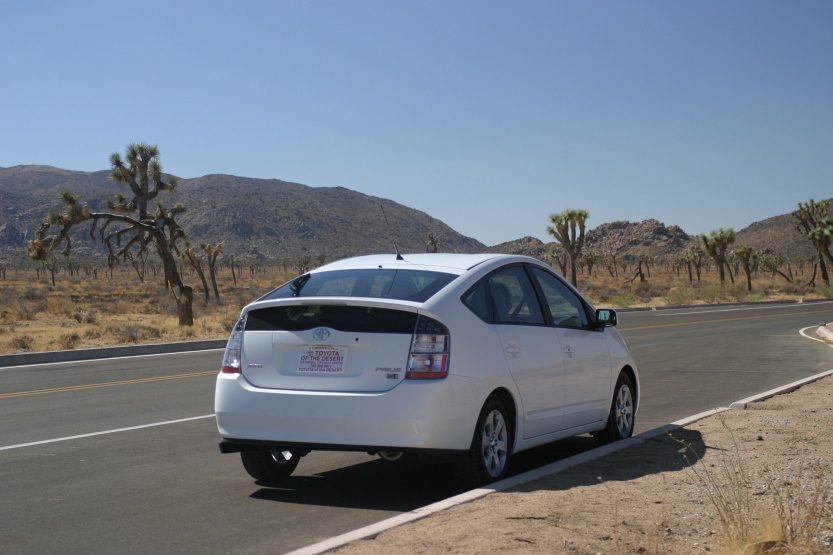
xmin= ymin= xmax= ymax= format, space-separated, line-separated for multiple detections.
xmin=379 ymin=203 xmax=404 ymax=260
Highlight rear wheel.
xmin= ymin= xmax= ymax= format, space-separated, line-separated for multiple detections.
xmin=593 ymin=373 xmax=635 ymax=446
xmin=454 ymin=395 xmax=512 ymax=488
xmin=240 ymin=447 xmax=300 ymax=481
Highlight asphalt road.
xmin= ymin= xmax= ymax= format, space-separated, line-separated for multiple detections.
xmin=1 ymin=301 xmax=832 ymax=554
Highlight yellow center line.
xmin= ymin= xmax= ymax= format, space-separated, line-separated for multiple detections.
xmin=619 ymin=308 xmax=833 ymax=332
xmin=0 ymin=371 xmax=217 ymax=399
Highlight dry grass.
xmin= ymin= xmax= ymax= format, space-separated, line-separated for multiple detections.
xmin=0 ymin=262 xmax=830 ymax=355
xmin=675 ymin=418 xmax=833 ymax=555
xmin=0 ymin=263 xmax=293 ymax=354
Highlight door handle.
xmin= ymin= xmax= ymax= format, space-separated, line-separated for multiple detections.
xmin=504 ymin=343 xmax=521 ymax=358
xmin=562 ymin=344 xmax=575 ymax=359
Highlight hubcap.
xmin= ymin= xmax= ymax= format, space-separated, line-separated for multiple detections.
xmin=481 ymin=410 xmax=508 ymax=478
xmin=614 ymin=385 xmax=634 ymax=438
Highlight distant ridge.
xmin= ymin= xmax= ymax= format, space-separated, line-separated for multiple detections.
xmin=0 ymin=165 xmax=824 ymax=265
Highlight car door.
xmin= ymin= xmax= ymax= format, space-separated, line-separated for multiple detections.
xmin=529 ymin=267 xmax=613 ymax=430
xmin=485 ymin=266 xmax=567 ymax=439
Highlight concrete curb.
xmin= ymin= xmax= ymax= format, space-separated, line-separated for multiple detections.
xmin=0 ymin=339 xmax=227 ymax=368
xmin=285 ymin=368 xmax=833 ymax=555
xmin=816 ymin=323 xmax=833 ymax=344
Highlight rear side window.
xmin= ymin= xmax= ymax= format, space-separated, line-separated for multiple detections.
xmin=260 ymin=269 xmax=456 ymax=302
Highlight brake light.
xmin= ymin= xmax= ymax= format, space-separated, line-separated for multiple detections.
xmin=406 ymin=316 xmax=450 ymax=379
xmin=221 ymin=317 xmax=245 ymax=374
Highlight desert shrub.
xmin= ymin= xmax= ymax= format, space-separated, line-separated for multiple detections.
xmin=11 ymin=334 xmax=34 ymax=352
xmin=22 ymin=287 xmax=46 ymax=302
xmin=664 ymin=287 xmax=696 ymax=306
xmin=105 ymin=323 xmax=165 ymax=344
xmin=677 ymin=421 xmax=833 ymax=554
xmin=72 ymin=310 xmax=97 ymax=324
xmin=814 ymin=284 xmax=833 ymax=299
xmin=727 ymin=289 xmax=765 ymax=303
xmin=44 ymin=296 xmax=75 ymax=316
xmin=59 ymin=333 xmax=81 ymax=350
xmin=608 ymin=291 xmax=637 ymax=308
xmin=83 ymin=329 xmax=101 ymax=340
xmin=700 ymin=285 xmax=732 ymax=304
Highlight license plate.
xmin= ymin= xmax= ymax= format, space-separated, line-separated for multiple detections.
xmin=298 ymin=346 xmax=347 ymax=373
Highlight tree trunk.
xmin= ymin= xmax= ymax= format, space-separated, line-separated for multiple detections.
xmin=176 ymin=286 xmax=194 ymax=326
xmin=208 ymin=262 xmax=220 ymax=301
xmin=819 ymin=251 xmax=830 ymax=286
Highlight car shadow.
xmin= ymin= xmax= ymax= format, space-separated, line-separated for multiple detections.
xmin=508 ymin=427 xmax=707 ymax=494
xmin=248 ymin=429 xmax=706 ymax=511
xmin=249 ymin=455 xmax=465 ymax=511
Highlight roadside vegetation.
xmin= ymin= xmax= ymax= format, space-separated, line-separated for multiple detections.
xmin=0 ymin=262 xmax=291 ymax=354
xmin=1 ymin=254 xmax=831 ymax=355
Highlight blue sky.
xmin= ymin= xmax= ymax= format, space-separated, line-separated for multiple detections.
xmin=1 ymin=1 xmax=831 ymax=246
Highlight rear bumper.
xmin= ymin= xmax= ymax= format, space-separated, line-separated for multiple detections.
xmin=214 ymin=372 xmax=486 ymax=453
xmin=218 ymin=437 xmax=465 ymax=455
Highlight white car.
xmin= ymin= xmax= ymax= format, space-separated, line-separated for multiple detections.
xmin=215 ymin=253 xmax=638 ymax=487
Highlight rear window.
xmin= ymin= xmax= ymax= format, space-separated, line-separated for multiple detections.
xmin=259 ymin=269 xmax=456 ymax=303
xmin=246 ymin=305 xmax=418 ymax=334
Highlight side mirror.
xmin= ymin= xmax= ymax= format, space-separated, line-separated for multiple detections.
xmin=596 ymin=308 xmax=618 ymax=327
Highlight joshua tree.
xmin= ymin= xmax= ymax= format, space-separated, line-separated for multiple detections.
xmin=734 ymin=246 xmax=757 ymax=291
xmin=792 ymin=199 xmax=833 ymax=286
xmin=701 ymin=228 xmax=736 ymax=284
xmin=545 ymin=245 xmax=568 ymax=276
xmin=203 ymin=243 xmax=223 ymax=302
xmin=759 ymin=252 xmax=793 ymax=283
xmin=26 ymin=143 xmax=195 ymax=325
xmin=580 ymin=252 xmax=598 ymax=277
xmin=182 ymin=245 xmax=210 ymax=302
xmin=547 ymin=209 xmax=588 ymax=286
xmin=426 ymin=232 xmax=439 ymax=253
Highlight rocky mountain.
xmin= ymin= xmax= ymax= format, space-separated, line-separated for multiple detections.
xmin=488 ymin=216 xmax=823 ymax=262
xmin=0 ymin=165 xmax=825 ymax=265
xmin=0 ymin=166 xmax=484 ymax=264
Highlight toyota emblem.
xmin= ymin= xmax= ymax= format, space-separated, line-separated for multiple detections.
xmin=312 ymin=328 xmax=330 ymax=341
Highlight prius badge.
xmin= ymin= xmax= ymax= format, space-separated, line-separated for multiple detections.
xmin=312 ymin=328 xmax=331 ymax=341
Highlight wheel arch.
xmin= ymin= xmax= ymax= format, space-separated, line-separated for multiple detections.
xmin=618 ymin=364 xmax=639 ymax=412
xmin=489 ymin=387 xmax=518 ymax=452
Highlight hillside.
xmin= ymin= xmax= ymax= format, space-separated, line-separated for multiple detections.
xmin=0 ymin=165 xmax=825 ymax=265
xmin=0 ymin=166 xmax=484 ymax=264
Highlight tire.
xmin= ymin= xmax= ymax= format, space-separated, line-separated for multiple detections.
xmin=240 ymin=447 xmax=301 ymax=482
xmin=454 ymin=396 xmax=512 ymax=488
xmin=593 ymin=373 xmax=636 ymax=446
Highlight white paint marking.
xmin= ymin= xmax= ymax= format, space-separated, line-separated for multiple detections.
xmin=0 ymin=348 xmax=224 ymax=371
xmin=651 ymin=301 xmax=833 ymax=317
xmin=0 ymin=414 xmax=215 ymax=451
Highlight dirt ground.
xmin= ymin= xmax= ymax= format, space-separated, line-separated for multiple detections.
xmin=334 ymin=375 xmax=833 ymax=555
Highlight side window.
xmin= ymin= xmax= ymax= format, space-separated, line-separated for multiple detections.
xmin=530 ymin=267 xmax=589 ymax=329
xmin=462 ymin=280 xmax=490 ymax=322
xmin=488 ymin=267 xmax=545 ymax=325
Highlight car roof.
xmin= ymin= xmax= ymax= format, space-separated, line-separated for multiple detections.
xmin=314 ymin=253 xmax=529 ymax=274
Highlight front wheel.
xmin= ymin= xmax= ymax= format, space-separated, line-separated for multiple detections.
xmin=593 ymin=373 xmax=636 ymax=446
xmin=240 ymin=447 xmax=301 ymax=482
xmin=454 ymin=395 xmax=512 ymax=489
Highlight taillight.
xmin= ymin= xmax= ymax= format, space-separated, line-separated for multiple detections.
xmin=406 ymin=316 xmax=450 ymax=379
xmin=221 ymin=316 xmax=246 ymax=374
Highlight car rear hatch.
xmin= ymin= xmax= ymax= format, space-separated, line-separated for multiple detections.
xmin=239 ymin=300 xmax=419 ymax=393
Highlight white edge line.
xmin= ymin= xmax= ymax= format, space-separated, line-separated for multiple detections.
xmin=285 ymin=368 xmax=833 ymax=555
xmin=0 ymin=348 xmax=225 ymax=370
xmin=0 ymin=414 xmax=215 ymax=451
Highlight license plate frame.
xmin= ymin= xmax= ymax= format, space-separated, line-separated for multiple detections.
xmin=297 ymin=345 xmax=347 ymax=374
